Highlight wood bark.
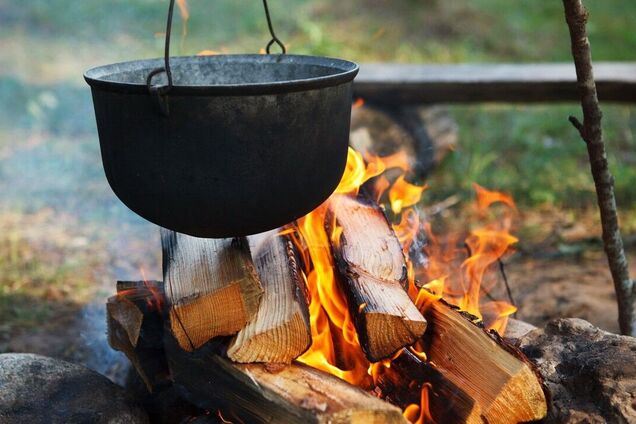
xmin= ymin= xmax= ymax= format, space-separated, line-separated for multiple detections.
xmin=161 ymin=230 xmax=264 ymax=351
xmin=421 ymin=295 xmax=548 ymax=423
xmin=563 ymin=0 xmax=635 ymax=336
xmin=106 ymin=280 xmax=169 ymax=391
xmin=227 ymin=229 xmax=311 ymax=363
xmin=165 ymin=333 xmax=407 ymax=424
xmin=327 ymin=193 xmax=427 ymax=361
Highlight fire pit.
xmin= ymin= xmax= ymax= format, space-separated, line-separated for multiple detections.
xmin=106 ymin=147 xmax=549 ymax=424
xmin=86 ymin=2 xmax=550 ymax=422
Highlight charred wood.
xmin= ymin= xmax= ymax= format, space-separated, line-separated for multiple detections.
xmin=165 ymin=333 xmax=407 ymax=424
xmin=106 ymin=280 xmax=169 ymax=392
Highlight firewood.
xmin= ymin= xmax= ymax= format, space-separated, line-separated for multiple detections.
xmin=106 ymin=280 xmax=169 ymax=391
xmin=164 ymin=334 xmax=407 ymax=424
xmin=161 ymin=230 xmax=263 ymax=351
xmin=327 ymin=193 xmax=427 ymax=361
xmin=421 ymin=295 xmax=548 ymax=423
xmin=227 ymin=230 xmax=311 ymax=363
xmin=376 ymin=349 xmax=483 ymax=424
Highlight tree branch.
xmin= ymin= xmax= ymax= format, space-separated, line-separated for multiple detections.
xmin=567 ymin=115 xmax=585 ymax=140
xmin=563 ymin=0 xmax=635 ymax=335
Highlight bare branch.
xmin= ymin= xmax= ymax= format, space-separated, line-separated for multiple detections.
xmin=567 ymin=115 xmax=585 ymax=140
xmin=563 ymin=0 xmax=635 ymax=335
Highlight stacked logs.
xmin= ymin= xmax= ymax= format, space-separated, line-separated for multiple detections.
xmin=107 ymin=192 xmax=547 ymax=424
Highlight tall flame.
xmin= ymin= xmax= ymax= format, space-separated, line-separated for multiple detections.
xmin=293 ymin=135 xmax=518 ymax=422
xmin=295 ymin=147 xmax=374 ymax=385
xmin=420 ymin=184 xmax=518 ymax=334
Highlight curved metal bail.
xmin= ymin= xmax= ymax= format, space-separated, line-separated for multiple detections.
xmin=147 ymin=0 xmax=176 ymax=116
xmin=263 ymin=0 xmax=286 ymax=54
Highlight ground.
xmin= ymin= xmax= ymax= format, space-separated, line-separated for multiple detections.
xmin=0 ymin=0 xmax=635 ymax=373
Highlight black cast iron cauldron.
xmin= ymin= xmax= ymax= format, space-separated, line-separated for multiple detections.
xmin=84 ymin=1 xmax=358 ymax=238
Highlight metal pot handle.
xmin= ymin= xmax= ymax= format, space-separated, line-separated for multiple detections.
xmin=146 ymin=0 xmax=286 ymax=115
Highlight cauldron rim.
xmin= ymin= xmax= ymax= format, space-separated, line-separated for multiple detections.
xmin=84 ymin=54 xmax=359 ymax=96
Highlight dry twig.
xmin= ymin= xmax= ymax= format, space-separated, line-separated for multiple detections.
xmin=563 ymin=0 xmax=635 ymax=335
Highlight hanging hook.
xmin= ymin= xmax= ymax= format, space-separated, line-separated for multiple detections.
xmin=262 ymin=0 xmax=286 ymax=54
xmin=146 ymin=0 xmax=176 ymax=116
xmin=146 ymin=0 xmax=286 ymax=116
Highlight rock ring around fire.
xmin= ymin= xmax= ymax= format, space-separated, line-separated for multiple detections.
xmin=0 ymin=353 xmax=148 ymax=424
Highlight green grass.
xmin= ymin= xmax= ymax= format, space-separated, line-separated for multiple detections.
xmin=0 ymin=212 xmax=98 ymax=337
xmin=428 ymin=105 xmax=636 ymax=208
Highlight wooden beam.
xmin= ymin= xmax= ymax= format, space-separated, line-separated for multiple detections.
xmin=354 ymin=62 xmax=636 ymax=104
xmin=161 ymin=230 xmax=263 ymax=351
xmin=165 ymin=334 xmax=407 ymax=424
xmin=227 ymin=230 xmax=311 ymax=363
xmin=327 ymin=193 xmax=427 ymax=361
xmin=419 ymin=294 xmax=548 ymax=423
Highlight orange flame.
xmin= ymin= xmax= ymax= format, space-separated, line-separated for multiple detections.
xmin=372 ymin=149 xmax=411 ymax=173
xmin=289 ymin=140 xmax=519 ymax=423
xmin=176 ymin=0 xmax=189 ymax=20
xmin=403 ymin=384 xmax=434 ymax=424
xmin=417 ymin=184 xmax=518 ymax=333
xmin=392 ymin=208 xmax=420 ymax=253
xmin=389 ymin=176 xmax=427 ymax=214
xmin=352 ymin=98 xmax=365 ymax=109
xmin=295 ymin=202 xmax=371 ymax=385
xmin=473 ymin=182 xmax=516 ymax=212
xmin=197 ymin=50 xmax=221 ymax=56
xmin=140 ymin=267 xmax=164 ymax=314
xmin=116 ymin=268 xmax=164 ymax=314
xmin=334 ymin=148 xmax=385 ymax=195
xmin=176 ymin=0 xmax=189 ymax=38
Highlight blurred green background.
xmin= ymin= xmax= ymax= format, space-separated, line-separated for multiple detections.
xmin=0 ymin=0 xmax=634 ymax=358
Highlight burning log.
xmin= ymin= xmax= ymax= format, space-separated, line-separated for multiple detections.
xmin=382 ymin=349 xmax=483 ymax=423
xmin=420 ymin=295 xmax=548 ymax=423
xmin=161 ymin=230 xmax=264 ymax=351
xmin=376 ymin=348 xmax=483 ymax=424
xmin=165 ymin=334 xmax=407 ymax=424
xmin=227 ymin=230 xmax=311 ymax=363
xmin=327 ymin=193 xmax=427 ymax=361
xmin=106 ymin=280 xmax=168 ymax=391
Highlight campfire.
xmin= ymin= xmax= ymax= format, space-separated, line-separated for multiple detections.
xmin=107 ymin=147 xmax=548 ymax=423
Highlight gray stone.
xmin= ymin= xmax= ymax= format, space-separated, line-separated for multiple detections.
xmin=0 ymin=353 xmax=148 ymax=424
xmin=519 ymin=318 xmax=636 ymax=424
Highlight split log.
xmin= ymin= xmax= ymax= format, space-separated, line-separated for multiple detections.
xmin=420 ymin=294 xmax=548 ymax=423
xmin=161 ymin=230 xmax=263 ymax=351
xmin=165 ymin=334 xmax=407 ymax=424
xmin=106 ymin=280 xmax=169 ymax=391
xmin=327 ymin=193 xmax=427 ymax=361
xmin=376 ymin=349 xmax=482 ymax=424
xmin=227 ymin=230 xmax=311 ymax=363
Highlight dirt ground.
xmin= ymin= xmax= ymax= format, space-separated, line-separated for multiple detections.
xmin=509 ymin=253 xmax=636 ymax=334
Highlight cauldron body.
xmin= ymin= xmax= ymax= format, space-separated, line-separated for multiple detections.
xmin=85 ymin=54 xmax=358 ymax=237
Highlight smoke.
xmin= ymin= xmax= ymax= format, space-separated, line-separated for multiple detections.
xmin=77 ymin=302 xmax=130 ymax=385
